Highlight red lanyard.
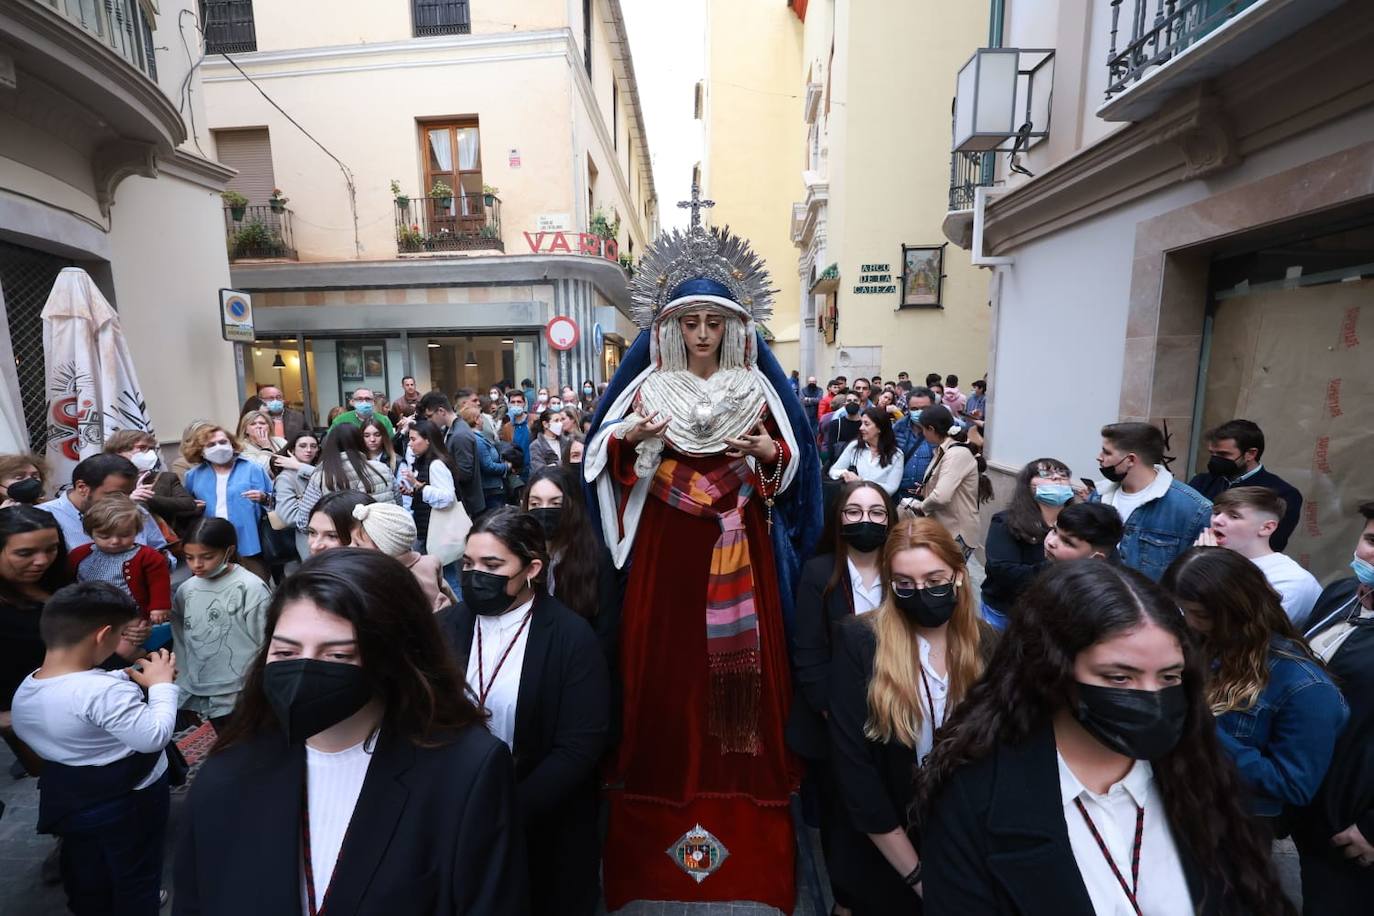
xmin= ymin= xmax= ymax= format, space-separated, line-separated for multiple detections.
xmin=300 ymin=775 xmax=346 ymax=916
xmin=476 ymin=610 xmax=533 ymax=707
xmin=1074 ymin=798 xmax=1145 ymax=916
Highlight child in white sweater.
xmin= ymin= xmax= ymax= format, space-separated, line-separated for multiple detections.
xmin=11 ymin=581 xmax=178 ymax=913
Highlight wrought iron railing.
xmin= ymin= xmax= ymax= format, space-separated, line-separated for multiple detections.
xmin=40 ymin=0 xmax=159 ymax=79
xmin=224 ymin=205 xmax=297 ymax=261
xmin=201 ymin=0 xmax=257 ymax=54
xmin=412 ymin=0 xmax=470 ymax=37
xmin=948 ymin=151 xmax=994 ymax=211
xmin=1106 ymin=0 xmax=1259 ymax=99
xmin=395 ymin=194 xmax=503 ymax=254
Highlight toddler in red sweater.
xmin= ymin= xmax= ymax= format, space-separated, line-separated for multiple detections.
xmin=68 ymin=495 xmax=172 ymax=623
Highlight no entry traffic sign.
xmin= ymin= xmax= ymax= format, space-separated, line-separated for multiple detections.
xmin=546 ymin=315 xmax=579 ymax=351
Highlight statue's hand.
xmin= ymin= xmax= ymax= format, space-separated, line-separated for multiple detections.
xmin=624 ymin=412 xmax=671 ymax=445
xmin=724 ymin=422 xmax=779 ymax=464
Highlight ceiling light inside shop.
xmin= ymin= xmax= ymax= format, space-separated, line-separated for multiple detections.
xmin=271 ymin=353 xmax=286 ymax=368
xmin=427 ymin=340 xmax=440 ymax=348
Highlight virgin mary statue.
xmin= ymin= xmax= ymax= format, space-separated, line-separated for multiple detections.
xmin=585 ymin=210 xmax=823 ymax=910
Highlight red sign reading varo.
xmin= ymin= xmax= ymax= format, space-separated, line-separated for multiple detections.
xmin=523 ymin=231 xmax=620 ymax=262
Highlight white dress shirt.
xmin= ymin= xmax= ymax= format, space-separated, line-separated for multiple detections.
xmin=828 ymin=440 xmax=904 ymax=495
xmin=1057 ymin=753 xmax=1192 ymax=915
xmin=847 ymin=557 xmax=883 ymax=615
xmin=465 ymin=597 xmax=535 ymax=748
xmin=914 ymin=635 xmax=947 ymax=763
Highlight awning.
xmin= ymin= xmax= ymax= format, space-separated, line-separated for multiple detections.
xmin=810 ymin=263 xmax=839 ymax=294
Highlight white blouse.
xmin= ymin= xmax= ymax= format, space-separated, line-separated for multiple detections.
xmin=464 ymin=598 xmax=535 ymax=748
xmin=828 ymin=439 xmax=903 ymax=495
xmin=846 ymin=556 xmax=883 ymax=615
xmin=303 ymin=739 xmax=373 ymax=912
xmin=1057 ymin=754 xmax=1192 ymax=915
xmin=914 ymin=635 xmax=948 ymax=763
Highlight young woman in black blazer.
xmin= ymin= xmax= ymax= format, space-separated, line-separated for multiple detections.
xmin=174 ymin=548 xmax=527 ymax=915
xmin=785 ymin=479 xmax=893 ymax=911
xmin=437 ymin=507 xmax=610 ymax=916
xmin=828 ymin=516 xmax=992 ymax=915
xmin=920 ymin=560 xmax=1293 ymax=916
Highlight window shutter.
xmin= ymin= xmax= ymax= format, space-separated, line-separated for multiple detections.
xmin=213 ymin=128 xmax=276 ymax=206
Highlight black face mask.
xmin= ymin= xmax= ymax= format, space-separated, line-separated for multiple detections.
xmin=528 ymin=507 xmax=563 ymax=541
xmin=891 ymin=582 xmax=958 ymax=628
xmin=1099 ymin=457 xmax=1130 ymax=484
xmin=840 ymin=521 xmax=888 ymax=554
xmin=844 ymin=403 xmax=860 ymax=416
xmin=5 ymin=477 xmax=43 ymax=504
xmin=1074 ymin=683 xmax=1187 ymax=760
xmin=262 ymin=659 xmax=372 ymax=745
xmin=1206 ymin=455 xmax=1243 ymax=479
xmin=461 ymin=568 xmax=518 ymax=616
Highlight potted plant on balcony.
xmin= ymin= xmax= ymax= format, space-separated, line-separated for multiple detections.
xmin=589 ymin=208 xmax=619 ymax=240
xmin=230 ymin=219 xmax=279 ymax=258
xmin=390 ymin=179 xmax=409 ymax=211
xmin=397 ymin=223 xmax=426 ymax=253
xmin=269 ymin=189 xmax=288 ymax=213
xmin=222 ymin=190 xmax=248 ymax=222
xmin=430 ymin=179 xmax=454 ymax=210
xmin=482 ymin=184 xmax=499 ymax=207
xmin=479 ymin=224 xmax=501 ymax=241
xmin=619 ymin=252 xmax=635 ymax=277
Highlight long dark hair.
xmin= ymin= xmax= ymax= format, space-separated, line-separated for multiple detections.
xmin=407 ymin=419 xmax=456 ymax=480
xmin=0 ymin=506 xmax=70 ymax=603
xmin=318 ymin=423 xmax=387 ymax=493
xmin=1162 ymin=547 xmax=1318 ymax=715
xmin=821 ymin=479 xmax=895 ymax=604
xmin=358 ymin=416 xmax=395 ymax=468
xmin=1004 ymin=457 xmax=1072 ymax=543
xmin=920 ymin=560 xmax=1292 ymax=916
xmin=520 ymin=466 xmax=598 ymax=618
xmin=277 ymin=430 xmax=321 ymax=465
xmin=468 ymin=507 xmax=548 ymax=588
xmin=860 ymin=407 xmax=898 ymax=467
xmin=215 ymin=549 xmax=484 ymax=753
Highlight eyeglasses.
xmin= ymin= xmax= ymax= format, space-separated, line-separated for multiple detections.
xmin=841 ymin=505 xmax=889 ymax=524
xmin=892 ymin=574 xmax=956 ymax=598
xmin=1036 ymin=467 xmax=1071 ymax=481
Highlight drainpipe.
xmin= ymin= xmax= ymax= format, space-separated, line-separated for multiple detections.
xmin=989 ymin=0 xmax=1004 ymax=47
xmin=971 ymin=185 xmax=1014 ymax=267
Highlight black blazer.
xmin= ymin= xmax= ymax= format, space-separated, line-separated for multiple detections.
xmin=922 ymin=722 xmax=1220 ymax=916
xmin=173 ymin=725 xmax=528 ymax=915
xmin=437 ymin=592 xmax=610 ymax=916
xmin=785 ymin=554 xmax=858 ymax=759
xmin=1187 ymin=466 xmax=1302 ymax=551
xmin=980 ymin=510 xmax=1047 ymax=615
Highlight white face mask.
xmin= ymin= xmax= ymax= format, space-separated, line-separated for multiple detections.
xmin=129 ymin=450 xmax=159 ymax=473
xmin=203 ymin=443 xmax=234 ymax=465
xmin=548 ymin=421 xmax=564 ymax=437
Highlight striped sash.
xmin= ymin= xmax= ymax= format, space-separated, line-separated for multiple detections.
xmin=650 ymin=456 xmax=762 ymax=755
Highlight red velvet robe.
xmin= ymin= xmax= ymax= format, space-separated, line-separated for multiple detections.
xmin=602 ymin=417 xmax=800 ymax=911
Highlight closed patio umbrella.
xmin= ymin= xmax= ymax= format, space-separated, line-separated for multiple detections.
xmin=41 ymin=267 xmax=152 ymax=484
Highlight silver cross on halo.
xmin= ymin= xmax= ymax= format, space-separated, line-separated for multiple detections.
xmin=677 ymin=182 xmax=715 ymax=231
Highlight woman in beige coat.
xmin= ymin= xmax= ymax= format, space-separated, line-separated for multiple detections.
xmin=904 ymin=404 xmax=984 ymax=557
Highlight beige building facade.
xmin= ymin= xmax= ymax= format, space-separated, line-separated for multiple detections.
xmin=789 ymin=0 xmax=991 ymax=385
xmin=944 ymin=0 xmax=1374 ymax=583
xmin=200 ymin=0 xmax=657 ymax=416
xmin=1 ymin=0 xmax=240 ymax=455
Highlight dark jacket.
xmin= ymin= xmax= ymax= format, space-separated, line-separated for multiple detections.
xmin=826 ymin=615 xmax=921 ymax=912
xmin=922 ymin=722 xmax=1221 ymax=916
xmin=980 ymin=510 xmax=1046 ymax=615
xmin=1215 ymin=636 xmax=1348 ymax=818
xmin=437 ymin=592 xmax=610 ymax=916
xmin=142 ymin=471 xmax=200 ymax=532
xmin=1296 ymin=578 xmax=1374 ymax=848
xmin=444 ymin=421 xmax=486 ymax=517
xmin=1093 ymin=470 xmax=1212 ymax=581
xmin=785 ymin=554 xmax=858 ymax=760
xmin=173 ymin=725 xmax=528 ymax=916
xmin=1187 ymin=466 xmax=1302 ymax=552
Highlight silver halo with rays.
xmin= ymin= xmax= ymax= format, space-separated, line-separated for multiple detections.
xmin=628 ymin=223 xmax=777 ymax=330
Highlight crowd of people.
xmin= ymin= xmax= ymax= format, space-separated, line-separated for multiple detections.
xmin=0 ymin=304 xmax=1368 ymax=913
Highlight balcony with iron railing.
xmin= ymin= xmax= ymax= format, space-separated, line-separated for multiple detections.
xmin=412 ymin=0 xmax=470 ymax=37
xmin=948 ymin=151 xmax=995 ymax=212
xmin=224 ymin=205 xmax=297 ymax=261
xmin=1100 ymin=0 xmax=1344 ymax=120
xmin=395 ymin=194 xmax=503 ymax=255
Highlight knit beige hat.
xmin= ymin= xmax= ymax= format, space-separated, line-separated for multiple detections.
xmin=352 ymin=502 xmax=416 ymax=557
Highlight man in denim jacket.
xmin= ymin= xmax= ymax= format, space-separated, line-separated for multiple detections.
xmin=1092 ymin=422 xmax=1211 ymax=580
xmin=893 ymin=387 xmax=939 ymax=499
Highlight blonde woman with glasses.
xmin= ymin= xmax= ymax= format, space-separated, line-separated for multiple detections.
xmin=827 ymin=516 xmax=994 ymax=914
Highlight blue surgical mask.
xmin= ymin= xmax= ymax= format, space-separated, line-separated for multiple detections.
xmin=1034 ymin=483 xmax=1075 ymax=507
xmin=549 ymin=400 xmax=563 ymax=411
xmin=1352 ymin=554 xmax=1374 ymax=588
xmin=354 ymin=402 xmax=374 ymax=417
xmin=265 ymin=399 xmax=284 ymax=414
xmin=511 ymin=406 xmax=526 ymax=420
xmin=582 ymin=386 xmax=594 ymax=396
